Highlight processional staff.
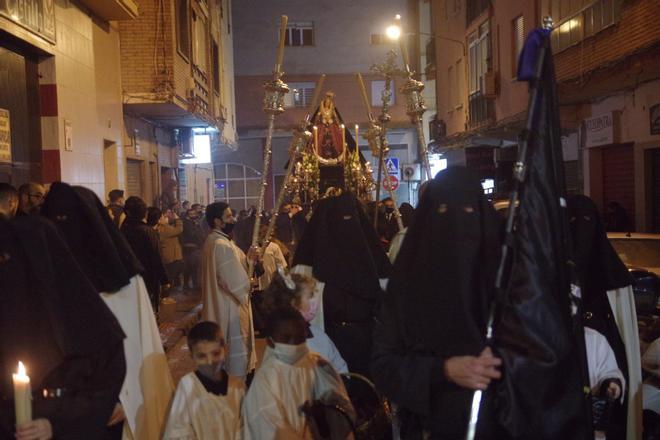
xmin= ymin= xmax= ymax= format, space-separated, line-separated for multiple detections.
xmin=261 ymin=74 xmax=327 ymax=251
xmin=355 ymin=70 xmax=404 ymax=232
xmin=249 ymin=15 xmax=290 ymax=279
xmin=464 ymin=17 xmax=556 ymax=440
xmin=394 ymin=15 xmax=433 ymax=182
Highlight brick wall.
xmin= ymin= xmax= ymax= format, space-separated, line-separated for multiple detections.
xmin=554 ymin=0 xmax=660 ymax=83
xmin=119 ymin=0 xmax=177 ymax=95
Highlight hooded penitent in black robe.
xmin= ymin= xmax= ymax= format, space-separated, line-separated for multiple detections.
xmin=0 ymin=216 xmax=126 ymax=439
xmin=371 ymin=167 xmax=502 ymax=439
xmin=569 ymin=194 xmax=633 ymax=440
xmin=293 ymin=192 xmax=391 ymax=377
xmin=40 ymin=182 xmax=144 ymax=294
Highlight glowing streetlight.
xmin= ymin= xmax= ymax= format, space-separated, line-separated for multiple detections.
xmin=385 ymin=24 xmax=401 ymax=41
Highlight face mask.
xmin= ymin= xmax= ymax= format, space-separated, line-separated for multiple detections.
xmin=221 ymin=222 xmax=235 ymax=235
xmin=385 ymin=207 xmax=395 ymax=214
xmin=302 ymin=296 xmax=319 ymax=323
xmin=197 ymin=361 xmax=224 ymax=380
xmin=272 ymin=341 xmax=309 ymax=365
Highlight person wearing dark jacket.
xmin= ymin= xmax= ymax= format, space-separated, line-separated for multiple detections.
xmin=371 ymin=167 xmax=503 ymax=439
xmin=181 ymin=208 xmax=207 ymax=290
xmin=293 ymin=192 xmax=391 ymax=377
xmin=121 ymin=196 xmax=169 ymax=313
xmin=0 ymin=215 xmax=126 ymax=439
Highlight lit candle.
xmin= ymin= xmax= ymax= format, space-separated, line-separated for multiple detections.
xmin=313 ymin=126 xmax=318 ymax=153
xmin=355 ymin=125 xmax=359 ymax=146
xmin=13 ymin=361 xmax=32 ymax=425
xmin=341 ymin=124 xmax=346 ymax=149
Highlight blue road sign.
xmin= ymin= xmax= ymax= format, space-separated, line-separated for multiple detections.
xmin=385 ymin=157 xmax=399 ymax=176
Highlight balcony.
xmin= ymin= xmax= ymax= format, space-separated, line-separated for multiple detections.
xmin=468 ymin=92 xmax=494 ymax=129
xmin=77 ymin=0 xmax=138 ymax=21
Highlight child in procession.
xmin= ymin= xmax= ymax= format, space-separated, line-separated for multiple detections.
xmin=163 ymin=321 xmax=244 ymax=439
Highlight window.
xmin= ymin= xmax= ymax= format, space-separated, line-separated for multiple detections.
xmin=212 ymin=40 xmax=220 ymax=93
xmin=468 ymin=20 xmax=490 ymax=96
xmin=455 ymin=58 xmax=464 ymax=107
xmin=192 ymin=11 xmax=209 ymax=74
xmin=284 ymin=22 xmax=314 ymax=46
xmin=468 ymin=20 xmax=492 ymax=127
xmin=176 ymin=0 xmax=191 ymax=59
xmin=371 ymin=80 xmax=395 ymax=107
xmin=512 ymin=15 xmax=524 ymax=77
xmin=370 ymin=34 xmax=387 ymax=45
xmin=285 ymin=82 xmax=316 ymax=108
xmin=550 ymin=0 xmax=622 ymax=52
xmin=214 ymin=163 xmax=262 ymax=210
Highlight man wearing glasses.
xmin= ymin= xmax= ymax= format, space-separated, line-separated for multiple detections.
xmin=17 ymin=182 xmax=46 ymax=216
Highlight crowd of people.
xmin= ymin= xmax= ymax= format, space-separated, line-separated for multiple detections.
xmin=0 ymin=164 xmax=653 ymax=439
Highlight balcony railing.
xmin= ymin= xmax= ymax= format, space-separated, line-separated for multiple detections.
xmin=468 ymin=92 xmax=493 ymax=129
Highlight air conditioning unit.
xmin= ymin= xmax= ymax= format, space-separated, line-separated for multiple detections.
xmin=483 ymin=71 xmax=497 ymax=98
xmin=401 ymin=164 xmax=421 ymax=181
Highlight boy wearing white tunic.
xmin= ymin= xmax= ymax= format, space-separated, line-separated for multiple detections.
xmin=201 ymin=202 xmax=256 ymax=379
xmin=242 ymin=307 xmax=355 ymax=439
xmin=164 ymin=321 xmax=245 ymax=440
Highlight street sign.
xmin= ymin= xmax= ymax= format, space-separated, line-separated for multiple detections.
xmin=385 ymin=157 xmax=399 ymax=176
xmin=383 ymin=175 xmax=399 ymax=191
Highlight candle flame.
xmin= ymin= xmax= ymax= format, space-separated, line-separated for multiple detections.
xmin=17 ymin=362 xmax=26 ymax=377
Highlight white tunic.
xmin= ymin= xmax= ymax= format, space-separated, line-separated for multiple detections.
xmin=201 ymin=229 xmax=256 ymax=377
xmin=163 ymin=372 xmax=245 ymax=440
xmin=607 ymin=286 xmax=643 ymax=440
xmin=242 ymin=347 xmax=353 ymax=440
xmin=585 ymin=327 xmax=626 ymax=395
xmin=308 ymin=325 xmax=348 ymax=374
xmin=100 ymin=275 xmax=175 ymax=440
xmin=259 ymin=241 xmax=288 ymax=291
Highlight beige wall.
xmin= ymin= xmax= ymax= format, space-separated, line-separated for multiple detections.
xmin=51 ymin=3 xmax=125 ymax=200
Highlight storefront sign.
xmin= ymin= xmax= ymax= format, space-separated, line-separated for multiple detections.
xmin=650 ymin=103 xmax=660 ymax=135
xmin=0 ymin=0 xmax=56 ymax=43
xmin=584 ymin=112 xmax=614 ymax=148
xmin=0 ymin=109 xmax=11 ymax=164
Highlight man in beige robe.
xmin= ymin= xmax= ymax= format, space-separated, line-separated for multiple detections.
xmin=201 ymin=202 xmax=256 ymax=379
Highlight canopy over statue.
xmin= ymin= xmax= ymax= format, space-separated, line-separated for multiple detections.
xmin=286 ymin=92 xmax=374 ymax=205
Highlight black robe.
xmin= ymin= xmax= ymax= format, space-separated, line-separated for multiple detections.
xmin=120 ymin=217 xmax=168 ymax=309
xmin=569 ymin=194 xmax=633 ymax=440
xmin=293 ymin=192 xmax=391 ymax=377
xmin=41 ymin=182 xmax=143 ymax=294
xmin=371 ymin=167 xmax=502 ymax=439
xmin=0 ymin=216 xmax=126 ymax=439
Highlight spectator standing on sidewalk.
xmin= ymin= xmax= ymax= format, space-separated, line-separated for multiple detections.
xmin=157 ymin=206 xmax=184 ymax=293
xmin=121 ymin=196 xmax=169 ymax=313
xmin=181 ymin=207 xmax=206 ymax=290
xmin=107 ymin=189 xmax=125 ymax=228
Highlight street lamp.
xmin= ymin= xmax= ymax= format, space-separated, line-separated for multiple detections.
xmin=385 ymin=15 xmax=466 ymax=56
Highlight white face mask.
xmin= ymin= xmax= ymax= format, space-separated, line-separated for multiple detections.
xmin=272 ymin=342 xmax=309 ymax=365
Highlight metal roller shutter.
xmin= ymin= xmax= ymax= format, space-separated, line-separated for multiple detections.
xmin=602 ymin=143 xmax=635 ymax=228
xmin=126 ymin=159 xmax=143 ymax=199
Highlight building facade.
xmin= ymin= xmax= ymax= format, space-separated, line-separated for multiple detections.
xmin=119 ymin=0 xmax=237 ymax=207
xmin=430 ymin=0 xmax=660 ymax=231
xmin=0 ymin=0 xmax=138 ymax=198
xmin=0 ymin=0 xmax=236 ymax=207
xmin=228 ymin=0 xmax=423 ymax=210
